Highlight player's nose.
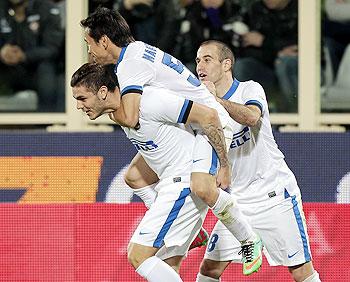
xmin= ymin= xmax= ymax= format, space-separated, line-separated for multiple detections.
xmin=196 ymin=63 xmax=204 ymax=74
xmin=76 ymin=100 xmax=83 ymax=110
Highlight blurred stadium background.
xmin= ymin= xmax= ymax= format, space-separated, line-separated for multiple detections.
xmin=0 ymin=0 xmax=349 ymax=281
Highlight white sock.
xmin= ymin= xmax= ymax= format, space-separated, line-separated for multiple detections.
xmin=211 ymin=189 xmax=254 ymax=242
xmin=136 ymin=256 xmax=183 ymax=281
xmin=302 ymin=271 xmax=321 ymax=282
xmin=196 ymin=272 xmax=220 ymax=282
xmin=133 ymin=184 xmax=157 ymax=209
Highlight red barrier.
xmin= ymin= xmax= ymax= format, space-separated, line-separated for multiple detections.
xmin=0 ymin=203 xmax=348 ymax=281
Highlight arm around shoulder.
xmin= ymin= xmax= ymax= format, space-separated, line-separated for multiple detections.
xmin=120 ymin=93 xmax=141 ymax=128
xmin=217 ymin=98 xmax=261 ymax=127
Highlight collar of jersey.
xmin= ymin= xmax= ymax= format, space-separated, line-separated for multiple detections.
xmin=115 ymin=45 xmax=128 ymax=71
xmin=222 ymin=78 xmax=240 ymax=100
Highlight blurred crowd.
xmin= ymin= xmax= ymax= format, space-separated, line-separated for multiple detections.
xmin=0 ymin=0 xmax=347 ymax=113
xmin=97 ymin=0 xmax=299 ymax=113
xmin=0 ymin=0 xmax=65 ymax=112
xmin=322 ymin=0 xmax=350 ymax=112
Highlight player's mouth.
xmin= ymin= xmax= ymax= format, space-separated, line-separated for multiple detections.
xmin=198 ymin=73 xmax=207 ymax=80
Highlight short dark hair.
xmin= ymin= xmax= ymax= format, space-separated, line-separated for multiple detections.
xmin=200 ymin=40 xmax=235 ymax=64
xmin=70 ymin=63 xmax=119 ymax=93
xmin=80 ymin=7 xmax=134 ymax=46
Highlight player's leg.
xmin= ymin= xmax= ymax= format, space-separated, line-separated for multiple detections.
xmin=191 ymin=134 xmax=262 ymax=274
xmin=191 ymin=135 xmax=253 ymax=240
xmin=125 ymin=152 xmax=209 ymax=249
xmin=253 ymin=186 xmax=321 ymax=281
xmin=196 ymin=259 xmax=230 ymax=281
xmin=130 ymin=179 xmax=207 ymax=281
xmin=284 ymin=190 xmax=320 ymax=282
xmin=124 ymin=152 xmax=159 ymax=208
xmin=128 ymin=243 xmax=183 ymax=281
xmin=196 ymin=219 xmax=248 ymax=280
xmin=164 ymin=256 xmax=184 ymax=273
xmin=289 ymin=262 xmax=320 ymax=282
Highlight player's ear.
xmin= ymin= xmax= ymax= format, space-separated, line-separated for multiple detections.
xmin=223 ymin=59 xmax=232 ymax=71
xmin=100 ymin=35 xmax=109 ymax=49
xmin=98 ymin=86 xmax=108 ymax=100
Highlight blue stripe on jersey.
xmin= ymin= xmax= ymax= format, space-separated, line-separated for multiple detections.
xmin=121 ymin=85 xmax=143 ymax=96
xmin=177 ymin=99 xmax=190 ymax=123
xmin=115 ymin=46 xmax=127 ymax=71
xmin=209 ymin=148 xmax=218 ymax=175
xmin=153 ymin=188 xmax=191 ymax=248
xmin=245 ymin=99 xmax=263 ymax=113
xmin=232 ymin=126 xmax=249 ymax=139
xmin=284 ymin=189 xmax=311 ymax=262
xmin=222 ymin=78 xmax=240 ymax=100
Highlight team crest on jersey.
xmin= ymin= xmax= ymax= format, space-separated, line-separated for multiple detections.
xmin=130 ymin=138 xmax=158 ymax=151
xmin=230 ymin=126 xmax=250 ymax=149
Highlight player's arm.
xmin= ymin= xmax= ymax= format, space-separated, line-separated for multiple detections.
xmin=112 ymin=93 xmax=141 ymax=128
xmin=203 ymin=80 xmax=262 ymax=127
xmin=217 ymin=99 xmax=261 ymax=127
xmin=184 ymin=101 xmax=230 ymax=170
xmin=116 ymin=58 xmax=155 ymax=128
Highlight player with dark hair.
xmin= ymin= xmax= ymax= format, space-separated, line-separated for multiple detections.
xmin=79 ymin=7 xmax=263 ymax=275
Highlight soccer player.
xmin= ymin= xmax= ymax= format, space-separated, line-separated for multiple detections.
xmin=80 ymin=7 xmax=262 ymax=274
xmin=71 ymin=62 xmax=223 ymax=281
xmin=194 ymin=40 xmax=321 ymax=282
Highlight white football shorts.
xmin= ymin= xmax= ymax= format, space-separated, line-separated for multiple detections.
xmin=130 ymin=176 xmax=208 ymax=258
xmin=204 ymin=189 xmax=312 ymax=267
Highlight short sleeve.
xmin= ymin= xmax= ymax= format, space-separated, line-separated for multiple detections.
xmin=141 ymin=90 xmax=193 ymax=124
xmin=242 ymin=81 xmax=267 ymax=114
xmin=117 ymin=58 xmax=155 ymax=96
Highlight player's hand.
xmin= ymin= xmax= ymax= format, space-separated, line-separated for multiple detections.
xmin=202 ymin=80 xmax=217 ymax=96
xmin=216 ymin=165 xmax=231 ymax=189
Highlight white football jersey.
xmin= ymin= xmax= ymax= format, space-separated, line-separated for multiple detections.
xmin=115 ymin=41 xmax=231 ymax=127
xmin=225 ymin=79 xmax=300 ymax=206
xmin=122 ymin=87 xmax=195 ymax=180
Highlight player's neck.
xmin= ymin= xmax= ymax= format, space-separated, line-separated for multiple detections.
xmin=109 ymin=44 xmax=121 ymax=62
xmin=216 ymin=74 xmax=234 ymax=98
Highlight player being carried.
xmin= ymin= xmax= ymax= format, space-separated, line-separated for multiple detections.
xmin=80 ymin=8 xmax=262 ymax=275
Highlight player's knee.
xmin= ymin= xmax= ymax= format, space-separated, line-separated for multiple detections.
xmin=164 ymin=256 xmax=183 ymax=273
xmin=127 ymin=247 xmax=144 ymax=269
xmin=192 ymin=183 xmax=209 ymax=201
xmin=199 ymin=259 xmax=223 ymax=280
xmin=289 ymin=262 xmax=314 ymax=282
xmin=191 ymin=173 xmax=216 ymax=204
xmin=124 ymin=168 xmax=139 ymax=189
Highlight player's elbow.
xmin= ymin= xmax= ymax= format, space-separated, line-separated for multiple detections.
xmin=203 ymin=108 xmax=220 ymax=126
xmin=123 ymin=114 xmax=139 ymax=128
xmin=245 ymin=115 xmax=260 ymax=127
